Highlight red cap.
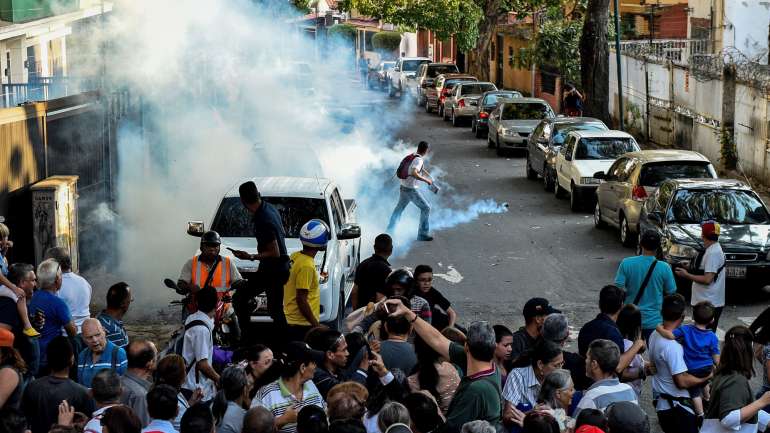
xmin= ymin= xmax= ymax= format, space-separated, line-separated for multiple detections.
xmin=701 ymin=220 xmax=721 ymax=239
xmin=0 ymin=328 xmax=14 ymax=347
xmin=575 ymin=426 xmax=606 ymax=433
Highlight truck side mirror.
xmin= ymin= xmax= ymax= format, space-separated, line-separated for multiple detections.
xmin=187 ymin=221 xmax=205 ymax=237
xmin=337 ymin=224 xmax=361 ymax=240
xmin=593 ymin=171 xmax=606 ymax=180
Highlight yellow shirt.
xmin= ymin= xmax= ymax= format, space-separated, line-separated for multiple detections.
xmin=283 ymin=251 xmax=320 ymax=326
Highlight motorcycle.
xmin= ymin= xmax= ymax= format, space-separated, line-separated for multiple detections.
xmin=164 ymin=278 xmax=241 ymax=349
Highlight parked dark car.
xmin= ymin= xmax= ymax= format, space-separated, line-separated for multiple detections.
xmin=425 ymin=73 xmax=477 ymax=114
xmin=415 ymin=63 xmax=459 ymax=106
xmin=471 ymin=90 xmax=522 ymax=138
xmin=526 ymin=117 xmax=608 ymax=191
xmin=368 ymin=61 xmax=395 ymax=90
xmin=638 ymin=178 xmax=770 ymax=290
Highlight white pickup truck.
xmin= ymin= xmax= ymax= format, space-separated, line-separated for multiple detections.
xmin=186 ymin=176 xmax=362 ymax=329
xmin=387 ymin=57 xmax=430 ymax=98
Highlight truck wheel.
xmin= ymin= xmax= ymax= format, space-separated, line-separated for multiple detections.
xmin=388 ymin=81 xmax=395 ymax=98
xmin=335 ymin=284 xmax=346 ymax=331
xmin=425 ymin=102 xmax=432 ymax=113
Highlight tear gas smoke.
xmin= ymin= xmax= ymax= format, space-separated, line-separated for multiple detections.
xmin=88 ymin=0 xmax=507 ymax=314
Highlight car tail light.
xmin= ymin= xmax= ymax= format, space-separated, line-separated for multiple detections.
xmin=458 ymin=99 xmax=465 ymax=108
xmin=479 ymin=112 xmax=489 ymax=119
xmin=632 ymin=185 xmax=648 ymax=201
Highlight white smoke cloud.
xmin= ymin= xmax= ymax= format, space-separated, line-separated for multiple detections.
xmin=91 ymin=0 xmax=506 ymax=311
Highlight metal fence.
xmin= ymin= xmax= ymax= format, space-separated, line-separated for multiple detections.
xmin=611 ymin=39 xmax=711 ymax=67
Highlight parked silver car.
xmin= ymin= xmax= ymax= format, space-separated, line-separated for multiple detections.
xmin=526 ymin=117 xmax=608 ymax=191
xmin=593 ymin=150 xmax=717 ymax=246
xmin=487 ymin=98 xmax=555 ymax=156
xmin=443 ymin=82 xmax=498 ymax=126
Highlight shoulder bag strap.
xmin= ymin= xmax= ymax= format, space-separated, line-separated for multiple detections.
xmin=633 ymin=259 xmax=658 ymax=305
xmin=202 ymin=255 xmax=221 ymax=289
xmin=111 ymin=345 xmax=119 ymax=370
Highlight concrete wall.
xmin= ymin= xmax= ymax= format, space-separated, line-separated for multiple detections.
xmin=609 ymin=52 xmax=769 ymax=183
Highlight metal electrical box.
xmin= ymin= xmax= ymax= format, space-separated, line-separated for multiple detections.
xmin=30 ymin=176 xmax=79 ymax=271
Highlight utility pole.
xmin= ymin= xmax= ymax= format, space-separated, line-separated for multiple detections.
xmin=613 ymin=0 xmax=624 ymax=130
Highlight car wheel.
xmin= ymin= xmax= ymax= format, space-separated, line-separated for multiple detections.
xmin=526 ymin=154 xmax=538 ymax=180
xmin=620 ymin=215 xmax=637 ymax=247
xmin=475 ymin=125 xmax=484 ymax=139
xmin=570 ymin=184 xmax=581 ymax=211
xmin=471 ymin=120 xmax=477 ymax=133
xmin=452 ymin=110 xmax=459 ymax=127
xmin=554 ymin=178 xmax=566 ymax=199
xmin=487 ymin=133 xmax=495 ymax=148
xmin=334 ymin=283 xmax=346 ymax=331
xmin=443 ymin=106 xmax=450 ymax=121
xmin=594 ymin=203 xmax=607 ymax=228
xmin=425 ymin=102 xmax=432 ymax=113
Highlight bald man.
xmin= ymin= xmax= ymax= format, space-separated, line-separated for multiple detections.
xmin=121 ymin=339 xmax=157 ymax=427
xmin=77 ymin=318 xmax=127 ymax=387
xmin=243 ymin=406 xmax=276 ymax=433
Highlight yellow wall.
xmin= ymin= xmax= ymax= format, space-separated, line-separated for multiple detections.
xmin=501 ymin=34 xmax=532 ymax=93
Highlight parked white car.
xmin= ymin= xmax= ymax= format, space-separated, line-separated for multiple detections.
xmin=554 ymin=130 xmax=641 ymax=211
xmin=387 ymin=57 xmax=430 ymax=98
xmin=186 ymin=176 xmax=361 ymax=329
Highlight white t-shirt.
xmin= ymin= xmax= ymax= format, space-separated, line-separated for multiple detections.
xmin=400 ymin=155 xmax=424 ymax=189
xmin=58 ymin=272 xmax=93 ymax=333
xmin=182 ymin=311 xmax=216 ymax=402
xmin=691 ymin=242 xmax=726 ymax=307
xmin=648 ymin=330 xmax=691 ymax=412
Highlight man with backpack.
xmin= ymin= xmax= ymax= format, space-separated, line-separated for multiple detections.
xmin=388 ymin=141 xmax=436 ymax=241
xmin=614 ymin=231 xmax=678 ymax=341
xmin=182 ymin=286 xmax=220 ymax=403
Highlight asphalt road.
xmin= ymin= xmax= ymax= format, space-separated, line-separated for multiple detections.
xmin=377 ymin=89 xmax=770 ymax=430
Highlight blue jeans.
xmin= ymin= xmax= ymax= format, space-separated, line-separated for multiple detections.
xmin=388 ymin=186 xmax=430 ymax=237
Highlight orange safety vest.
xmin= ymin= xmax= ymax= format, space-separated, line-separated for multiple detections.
xmin=191 ymin=255 xmax=232 ymax=292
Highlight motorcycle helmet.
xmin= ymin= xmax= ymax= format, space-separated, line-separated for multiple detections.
xmin=201 ymin=230 xmax=222 ymax=246
xmin=300 ymin=219 xmax=330 ymax=249
xmin=385 ymin=268 xmax=414 ymax=297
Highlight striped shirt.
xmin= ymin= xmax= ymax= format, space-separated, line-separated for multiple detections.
xmin=502 ymin=366 xmax=540 ymax=407
xmin=97 ymin=311 xmax=129 ymax=347
xmin=251 ymin=378 xmax=325 ymax=433
xmin=77 ymin=340 xmax=128 ymax=387
xmin=575 ymin=377 xmax=638 ymax=414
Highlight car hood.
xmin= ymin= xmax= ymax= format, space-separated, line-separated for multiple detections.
xmin=500 ymin=119 xmax=540 ymax=131
xmin=219 ymin=237 xmax=327 ymax=273
xmin=571 ymin=160 xmax=616 ymax=177
xmin=668 ymin=223 xmax=770 ymax=251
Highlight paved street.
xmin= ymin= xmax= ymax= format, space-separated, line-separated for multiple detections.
xmin=372 ymin=89 xmax=770 ymax=431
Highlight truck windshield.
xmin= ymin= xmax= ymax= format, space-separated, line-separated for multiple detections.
xmin=402 ymin=60 xmax=427 ymax=71
xmin=211 ymin=197 xmax=329 ymax=238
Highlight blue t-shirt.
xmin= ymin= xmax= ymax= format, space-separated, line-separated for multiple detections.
xmin=673 ymin=324 xmax=719 ymax=371
xmin=77 ymin=340 xmax=128 ymax=387
xmin=28 ymin=290 xmax=72 ymax=366
xmin=614 ymin=255 xmax=677 ymax=330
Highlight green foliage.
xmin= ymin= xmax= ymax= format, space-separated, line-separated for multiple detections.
xmin=345 ymin=0 xmax=483 ymax=51
xmin=328 ymin=23 xmax=358 ymax=43
xmin=720 ymin=127 xmax=737 ymax=170
xmin=532 ymin=18 xmax=582 ymax=84
xmin=292 ymin=0 xmax=311 ymax=13
xmin=372 ymin=31 xmax=402 ymax=53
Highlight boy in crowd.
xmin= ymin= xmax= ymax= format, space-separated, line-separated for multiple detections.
xmin=655 ymin=300 xmax=720 ymax=419
xmin=413 ymin=265 xmax=456 ymax=330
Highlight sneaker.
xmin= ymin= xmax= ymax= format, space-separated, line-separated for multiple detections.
xmin=23 ymin=327 xmax=40 ymax=338
xmin=417 ymin=235 xmax=434 ymax=241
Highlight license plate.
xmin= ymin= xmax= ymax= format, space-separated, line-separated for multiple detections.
xmin=726 ymin=266 xmax=747 ymax=279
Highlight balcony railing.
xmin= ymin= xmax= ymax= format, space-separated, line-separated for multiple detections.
xmin=610 ymin=39 xmax=711 ymax=66
xmin=0 ymin=76 xmax=98 ymax=108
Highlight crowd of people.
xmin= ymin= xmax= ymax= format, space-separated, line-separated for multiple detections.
xmin=1 ymin=176 xmax=770 ymax=433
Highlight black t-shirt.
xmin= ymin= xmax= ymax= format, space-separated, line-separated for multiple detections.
xmin=0 ymin=296 xmax=21 ymax=332
xmin=419 ymin=287 xmax=451 ymax=311
xmin=510 ymin=327 xmax=537 ymax=364
xmin=23 ymin=376 xmax=94 ymax=433
xmin=353 ymin=255 xmax=391 ymax=306
xmin=252 ymin=202 xmax=288 ymax=258
xmin=563 ymin=350 xmax=592 ymax=391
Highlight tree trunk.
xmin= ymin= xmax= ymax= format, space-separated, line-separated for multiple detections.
xmin=580 ymin=0 xmax=611 ymax=124
xmin=467 ymin=0 xmax=503 ymax=81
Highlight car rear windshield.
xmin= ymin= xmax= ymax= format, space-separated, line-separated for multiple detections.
xmin=483 ymin=92 xmax=520 ymax=106
xmin=460 ymin=83 xmax=496 ymax=95
xmin=501 ymin=103 xmax=551 ymax=120
xmin=402 ymin=60 xmax=427 ymax=71
xmin=427 ymin=65 xmax=459 ymax=77
xmin=552 ymin=123 xmax=607 ymax=145
xmin=639 ymin=162 xmax=715 ymax=187
xmin=575 ymin=138 xmax=637 ymax=160
xmin=668 ymin=189 xmax=770 ymax=224
xmin=211 ymin=197 xmax=329 ymax=238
